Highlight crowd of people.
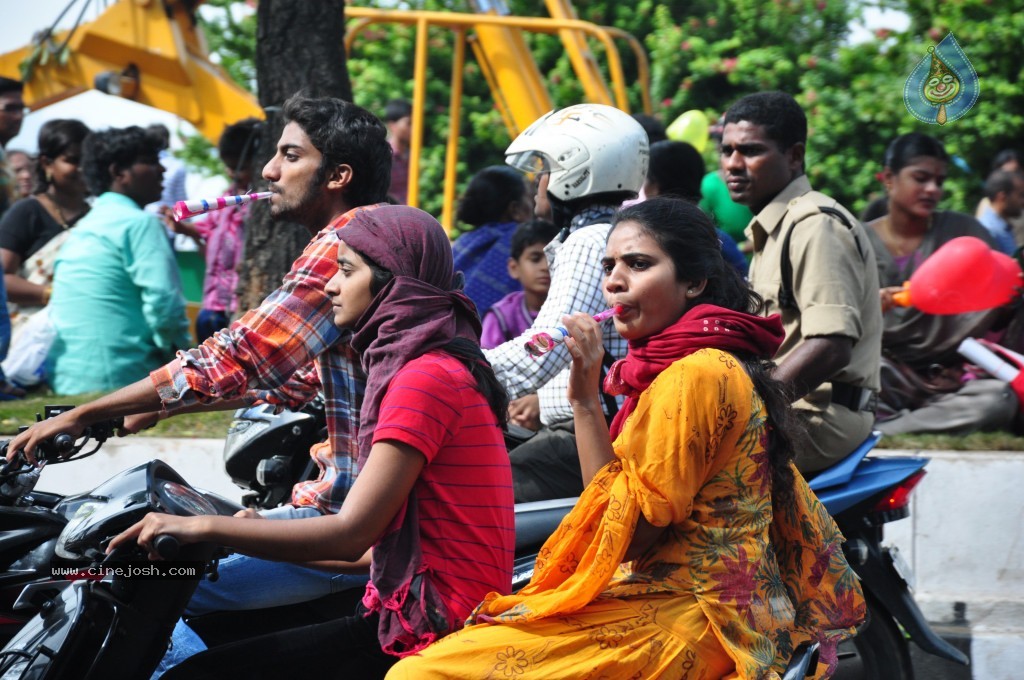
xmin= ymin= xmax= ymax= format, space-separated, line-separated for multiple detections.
xmin=2 ymin=73 xmax=1023 ymax=678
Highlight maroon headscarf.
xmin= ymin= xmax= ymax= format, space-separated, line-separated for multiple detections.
xmin=343 ymin=206 xmax=481 ymax=465
xmin=339 ymin=205 xmax=482 ymax=656
xmin=604 ymin=303 xmax=785 ymax=439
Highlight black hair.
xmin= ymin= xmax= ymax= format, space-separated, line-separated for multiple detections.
xmin=985 ymin=170 xmax=1024 ymax=201
xmin=883 ymin=132 xmax=949 ymax=173
xmin=510 ymin=219 xmax=558 ymax=260
xmin=992 ymin=149 xmax=1020 ymax=172
xmin=611 ymin=197 xmax=800 ymax=509
xmin=456 ymin=165 xmax=528 ymax=228
xmin=0 ymin=78 xmax=23 ymax=96
xmin=647 ymin=140 xmax=705 ymax=203
xmin=723 ymin=91 xmax=807 ymax=152
xmin=282 ymin=94 xmax=392 ymax=207
xmin=34 ymin=118 xmax=91 ymax=193
xmin=383 ymin=98 xmax=412 ymax=123
xmin=80 ymin=126 xmax=162 ymax=196
xmin=145 ymin=123 xmax=171 ymax=150
xmin=632 ymin=113 xmax=666 ymax=145
xmin=351 ymin=244 xmax=510 ymax=427
xmin=218 ymin=117 xmax=261 ymax=169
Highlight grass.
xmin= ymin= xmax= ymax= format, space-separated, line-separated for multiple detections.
xmin=0 ymin=391 xmax=236 ymax=439
xmin=3 ymin=390 xmax=1024 ymax=451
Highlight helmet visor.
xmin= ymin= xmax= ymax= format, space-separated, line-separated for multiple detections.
xmin=505 ymin=150 xmax=563 ymax=176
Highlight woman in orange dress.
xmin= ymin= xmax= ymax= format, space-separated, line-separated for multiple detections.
xmin=388 ymin=197 xmax=865 ymax=679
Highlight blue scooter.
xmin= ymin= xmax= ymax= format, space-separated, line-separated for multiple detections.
xmin=513 ymin=431 xmax=970 ymax=679
xmin=807 ymin=431 xmax=969 ymax=679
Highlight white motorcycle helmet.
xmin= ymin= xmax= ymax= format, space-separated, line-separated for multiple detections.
xmin=505 ymin=103 xmax=649 ymax=204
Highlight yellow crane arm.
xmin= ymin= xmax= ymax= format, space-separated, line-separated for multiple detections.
xmin=0 ymin=0 xmax=262 ymax=142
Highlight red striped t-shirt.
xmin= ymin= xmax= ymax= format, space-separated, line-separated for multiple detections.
xmin=372 ymin=351 xmax=514 ymax=625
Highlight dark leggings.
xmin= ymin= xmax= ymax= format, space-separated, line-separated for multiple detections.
xmin=160 ymin=609 xmax=396 ymax=680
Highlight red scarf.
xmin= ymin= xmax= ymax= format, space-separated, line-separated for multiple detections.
xmin=604 ymin=304 xmax=784 ymax=439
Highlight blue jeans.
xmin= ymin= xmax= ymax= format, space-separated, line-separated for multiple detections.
xmin=153 ymin=505 xmax=369 ymax=678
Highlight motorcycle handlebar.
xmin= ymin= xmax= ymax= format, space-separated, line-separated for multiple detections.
xmin=0 ymin=416 xmax=125 ymax=470
xmin=153 ymin=534 xmax=180 ymax=561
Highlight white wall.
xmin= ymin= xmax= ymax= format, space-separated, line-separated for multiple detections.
xmin=37 ymin=437 xmax=242 ymax=503
xmin=875 ymin=450 xmax=1024 ymax=678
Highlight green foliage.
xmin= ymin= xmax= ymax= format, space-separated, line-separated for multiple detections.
xmin=174 ymin=133 xmax=223 ymax=178
xmin=798 ymin=0 xmax=1024 ymax=214
xmin=197 ymin=0 xmax=259 ymax=93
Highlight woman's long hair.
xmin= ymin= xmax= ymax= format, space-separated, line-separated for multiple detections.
xmin=612 ymin=197 xmax=802 ymax=508
xmin=883 ymin=132 xmax=948 ymax=173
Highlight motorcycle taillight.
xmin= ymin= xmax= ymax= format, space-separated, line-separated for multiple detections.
xmin=872 ymin=469 xmax=926 ymax=515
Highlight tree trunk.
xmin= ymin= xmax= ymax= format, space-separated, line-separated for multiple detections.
xmin=236 ymin=0 xmax=352 ymax=312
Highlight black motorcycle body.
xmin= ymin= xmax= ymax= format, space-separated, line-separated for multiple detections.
xmin=0 ymin=458 xmax=242 ymax=680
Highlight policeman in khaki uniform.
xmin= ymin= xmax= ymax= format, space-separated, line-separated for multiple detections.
xmin=720 ymin=91 xmax=882 ymax=472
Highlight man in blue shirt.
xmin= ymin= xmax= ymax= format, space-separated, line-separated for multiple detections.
xmin=47 ymin=126 xmax=192 ymax=394
xmin=978 ymin=170 xmax=1024 ymax=255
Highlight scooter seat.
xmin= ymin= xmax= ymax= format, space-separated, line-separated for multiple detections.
xmin=808 ymin=430 xmax=882 ymax=492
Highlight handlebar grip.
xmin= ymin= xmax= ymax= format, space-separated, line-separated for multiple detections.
xmin=153 ymin=534 xmax=180 ymax=561
xmin=53 ymin=433 xmax=75 ymax=454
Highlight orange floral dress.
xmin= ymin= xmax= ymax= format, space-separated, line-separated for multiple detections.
xmin=387 ymin=349 xmax=865 ymax=679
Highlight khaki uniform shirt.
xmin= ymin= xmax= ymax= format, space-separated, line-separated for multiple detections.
xmin=745 ymin=176 xmax=882 ymax=471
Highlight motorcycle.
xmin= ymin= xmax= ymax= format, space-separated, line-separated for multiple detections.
xmin=1 ymin=407 xmax=848 ymax=679
xmin=0 ymin=414 xmax=243 ymax=680
xmin=223 ymin=404 xmax=971 ymax=679
xmin=0 ymin=406 xmax=126 ymax=646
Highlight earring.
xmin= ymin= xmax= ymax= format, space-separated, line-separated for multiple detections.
xmin=46 ymin=170 xmax=53 ymax=184
xmin=687 ymin=288 xmax=696 ymax=294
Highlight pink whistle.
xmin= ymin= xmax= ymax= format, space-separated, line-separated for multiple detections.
xmin=524 ymin=306 xmax=622 ymax=357
xmin=172 ymin=191 xmax=273 ymax=221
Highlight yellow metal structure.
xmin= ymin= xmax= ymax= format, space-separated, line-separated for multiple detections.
xmin=0 ymin=0 xmax=262 ymax=142
xmin=543 ymin=0 xmax=612 ymax=106
xmin=345 ymin=6 xmax=651 ymax=230
xmin=0 ymin=1 xmax=650 ymax=231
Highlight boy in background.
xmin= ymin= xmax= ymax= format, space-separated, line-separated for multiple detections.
xmin=480 ymin=219 xmax=557 ymax=349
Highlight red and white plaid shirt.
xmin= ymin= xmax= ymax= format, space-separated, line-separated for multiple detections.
xmin=151 ymin=204 xmax=386 ymax=514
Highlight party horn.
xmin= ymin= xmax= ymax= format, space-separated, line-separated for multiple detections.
xmin=172 ymin=191 xmax=273 ymax=221
xmin=524 ymin=306 xmax=622 ymax=357
xmin=890 ymin=236 xmax=1023 ymax=314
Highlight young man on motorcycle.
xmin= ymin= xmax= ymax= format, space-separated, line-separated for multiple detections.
xmin=7 ymin=95 xmax=393 ymax=620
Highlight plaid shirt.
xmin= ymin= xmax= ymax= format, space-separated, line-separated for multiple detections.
xmin=151 ymin=204 xmax=384 ymax=514
xmin=483 ymin=209 xmax=627 ymax=425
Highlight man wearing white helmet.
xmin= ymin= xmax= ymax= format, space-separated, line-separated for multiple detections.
xmin=483 ymin=103 xmax=649 ymax=502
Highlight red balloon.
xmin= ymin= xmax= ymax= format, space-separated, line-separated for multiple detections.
xmin=903 ymin=237 xmax=1022 ymax=314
